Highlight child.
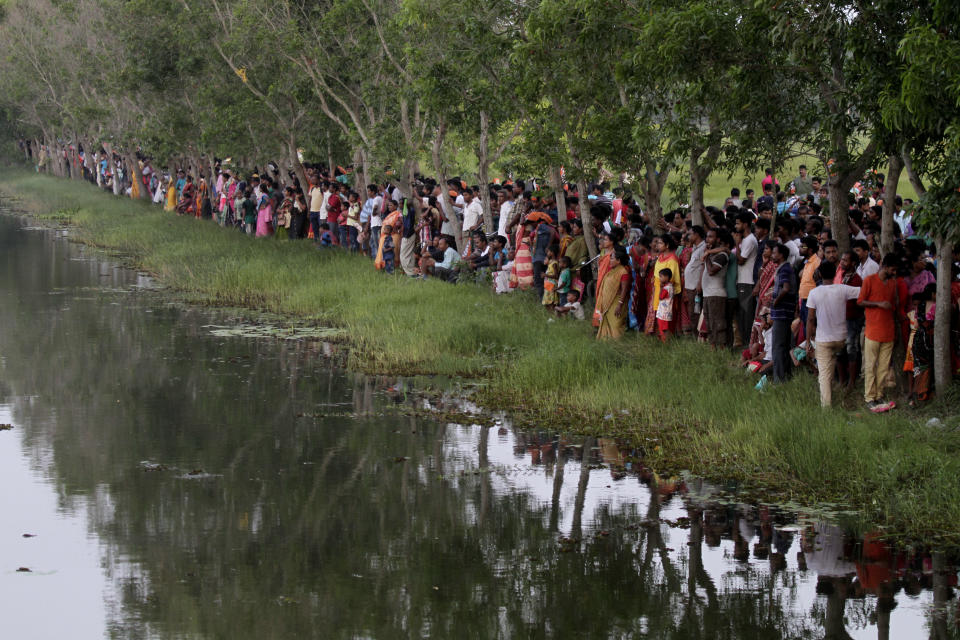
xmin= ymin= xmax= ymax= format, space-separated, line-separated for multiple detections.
xmin=556 ymin=290 xmax=585 ymax=320
xmin=742 ymin=311 xmax=774 ymax=376
xmin=655 ymin=268 xmax=675 ymax=342
xmin=319 ymin=222 xmax=334 ymax=247
xmin=556 ymin=256 xmax=573 ymax=300
xmin=382 ymin=224 xmax=395 ymax=274
xmin=541 ymin=246 xmax=560 ymax=308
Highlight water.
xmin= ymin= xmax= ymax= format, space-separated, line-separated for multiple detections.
xmin=0 ymin=211 xmax=953 ymax=639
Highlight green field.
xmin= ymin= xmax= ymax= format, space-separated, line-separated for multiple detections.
xmin=0 ymin=169 xmax=956 ymax=545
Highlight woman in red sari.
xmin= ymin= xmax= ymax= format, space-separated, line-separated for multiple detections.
xmin=676 ymin=231 xmax=694 ymax=334
xmin=643 ymin=237 xmax=663 ymax=334
xmin=628 ymin=236 xmax=650 ymax=331
xmin=175 ymin=175 xmax=197 ymax=216
xmin=749 ymin=244 xmax=777 ymax=348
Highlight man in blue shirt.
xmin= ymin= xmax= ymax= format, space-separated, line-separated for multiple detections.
xmin=770 ymin=243 xmax=797 ymax=383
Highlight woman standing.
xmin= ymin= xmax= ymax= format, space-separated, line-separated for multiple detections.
xmin=750 ymin=244 xmax=777 ymax=347
xmin=648 ymin=235 xmax=681 ymax=336
xmin=595 ymin=234 xmax=631 ymax=339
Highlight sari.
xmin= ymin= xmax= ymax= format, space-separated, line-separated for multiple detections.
xmin=677 ymin=247 xmax=693 ymax=333
xmin=255 ymin=196 xmax=273 ymax=237
xmin=643 ymin=254 xmax=659 ymax=334
xmin=375 ymin=210 xmax=402 ymax=270
xmin=650 ymin=252 xmax=681 ymax=334
xmin=165 ymin=185 xmax=177 ymax=211
xmin=750 ymin=259 xmax=777 ymax=347
xmin=510 ymin=237 xmax=534 ymax=290
xmin=176 ymin=183 xmax=196 ymax=216
xmin=595 ymin=257 xmax=629 ymax=339
xmin=628 ymin=244 xmax=648 ymax=330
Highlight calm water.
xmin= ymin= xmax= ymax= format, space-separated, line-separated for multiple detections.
xmin=0 ymin=211 xmax=954 ymax=639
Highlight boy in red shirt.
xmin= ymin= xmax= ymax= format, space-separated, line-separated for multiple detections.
xmin=857 ymin=254 xmax=900 ymax=412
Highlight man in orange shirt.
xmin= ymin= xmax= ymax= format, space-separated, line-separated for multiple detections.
xmin=798 ymin=236 xmax=821 ymax=327
xmin=857 ymin=254 xmax=900 ymax=412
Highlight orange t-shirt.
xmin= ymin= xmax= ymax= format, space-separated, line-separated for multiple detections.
xmin=858 ymin=274 xmax=897 ymax=343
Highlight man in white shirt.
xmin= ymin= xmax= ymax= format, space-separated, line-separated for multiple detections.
xmin=309 ymin=180 xmax=327 ymax=241
xmin=497 ymin=189 xmax=515 ymax=240
xmin=461 ymin=188 xmax=484 ymax=234
xmin=852 ymin=239 xmax=879 ymax=279
xmin=806 ymin=260 xmax=861 ymax=407
xmin=734 ymin=212 xmax=759 ymax=346
xmin=683 ymin=225 xmax=707 ymax=335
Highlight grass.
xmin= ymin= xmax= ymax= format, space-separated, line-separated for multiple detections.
xmin=1 ymin=167 xmax=958 ymax=546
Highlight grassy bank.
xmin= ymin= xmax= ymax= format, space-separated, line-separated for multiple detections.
xmin=2 ymin=169 xmax=958 ymax=544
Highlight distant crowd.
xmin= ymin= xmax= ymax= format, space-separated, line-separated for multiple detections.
xmin=26 ymin=141 xmax=960 ymax=412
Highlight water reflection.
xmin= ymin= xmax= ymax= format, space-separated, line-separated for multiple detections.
xmin=0 ymin=211 xmax=956 ymax=639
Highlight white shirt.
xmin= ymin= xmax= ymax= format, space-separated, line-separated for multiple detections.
xmin=856 ymin=257 xmax=879 ymax=279
xmin=498 ymin=201 xmax=514 ymax=238
xmin=462 ymin=199 xmax=483 ymax=232
xmin=683 ymin=241 xmax=706 ymax=291
xmin=786 ymin=238 xmax=801 ymax=269
xmin=806 ymin=284 xmax=861 ymax=343
xmin=737 ymin=233 xmax=758 ymax=285
xmin=309 ymin=186 xmax=325 ymax=212
xmin=369 ymin=195 xmax=384 ymax=227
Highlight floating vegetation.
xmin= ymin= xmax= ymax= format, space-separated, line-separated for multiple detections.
xmin=204 ymin=324 xmax=344 ymax=341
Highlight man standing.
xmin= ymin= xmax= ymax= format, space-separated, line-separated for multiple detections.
xmin=857 ymin=254 xmax=899 ymax=412
xmin=769 ymin=243 xmax=797 ymax=383
xmin=853 ymin=239 xmax=879 ymax=279
xmin=735 ymin=212 xmax=759 ymax=347
xmin=462 ymin=188 xmax=484 ymax=235
xmin=309 ymin=179 xmax=327 ymax=242
xmin=797 ymin=236 xmax=821 ymax=325
xmin=683 ymin=225 xmax=707 ymax=336
xmin=325 ymin=182 xmax=342 ymax=245
xmin=792 ymin=164 xmax=814 ymax=199
xmin=806 ymin=261 xmax=861 ymax=407
xmin=700 ymin=229 xmax=730 ymax=348
xmin=497 ymin=189 xmax=515 ymax=240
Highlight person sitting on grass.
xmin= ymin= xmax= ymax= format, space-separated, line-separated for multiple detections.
xmin=556 ymin=290 xmax=585 ymax=320
xmin=741 ymin=309 xmax=773 ymax=376
xmin=318 ymin=222 xmax=334 ymax=247
xmin=421 ymin=236 xmax=459 ymax=282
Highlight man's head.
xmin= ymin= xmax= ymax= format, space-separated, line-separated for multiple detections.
xmin=812 ymin=177 xmax=822 ymax=190
xmin=690 ymin=225 xmax=705 ymax=244
xmin=799 ymin=164 xmax=808 ymax=178
xmin=822 ymin=239 xmax=839 ymax=264
xmin=852 ymin=239 xmax=870 ymax=262
xmin=839 ymin=250 xmax=855 ymax=273
xmin=754 ymin=217 xmax=770 ymax=238
xmin=463 ymin=188 xmax=474 ymax=203
xmin=818 ymin=259 xmax=837 ymax=281
xmin=705 ymin=228 xmax=718 ymax=249
xmin=881 ymin=253 xmax=899 ymax=278
xmin=772 ymin=243 xmax=790 ymax=264
xmin=736 ymin=211 xmax=753 ymax=233
xmin=800 ymin=235 xmax=818 ymax=258
xmin=367 ymin=184 xmax=377 ymax=197
xmin=438 ymin=236 xmax=449 ymax=251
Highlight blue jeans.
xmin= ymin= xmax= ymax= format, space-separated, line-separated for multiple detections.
xmin=369 ymin=226 xmax=381 ymax=258
xmin=309 ymin=212 xmax=321 ymax=240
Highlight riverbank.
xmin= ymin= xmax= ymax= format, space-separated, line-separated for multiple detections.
xmin=2 ymin=168 xmax=959 ymax=545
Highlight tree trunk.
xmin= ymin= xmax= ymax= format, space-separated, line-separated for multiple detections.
xmin=551 ymin=167 xmax=566 ymax=224
xmin=827 ymin=180 xmax=851 ymax=253
xmin=126 ymin=151 xmax=150 ymax=201
xmin=901 ymin=144 xmax=926 ymax=198
xmin=431 ymin=122 xmax=463 ymax=251
xmin=689 ymin=151 xmax=705 ymax=227
xmin=933 ymin=236 xmax=952 ymax=393
xmin=642 ymin=161 xmax=668 ymax=231
xmin=880 ymin=154 xmax=903 ymax=257
xmin=477 ymin=111 xmax=494 ymax=234
xmin=360 ymin=147 xmax=372 ymax=192
xmin=326 ymin=133 xmax=334 ymax=177
xmin=576 ymin=179 xmax=598 ymax=262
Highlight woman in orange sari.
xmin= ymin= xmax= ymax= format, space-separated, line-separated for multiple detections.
xmin=649 ymin=234 xmax=681 ymax=335
xmin=510 ymin=221 xmax=535 ymax=290
xmin=594 ymin=229 xmax=630 ymax=339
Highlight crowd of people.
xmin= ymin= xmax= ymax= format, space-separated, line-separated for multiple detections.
xmin=34 ymin=144 xmax=960 ymax=413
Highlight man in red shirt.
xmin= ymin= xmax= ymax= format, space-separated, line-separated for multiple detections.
xmin=325 ymin=182 xmax=342 ymax=245
xmin=857 ymin=254 xmax=900 ymax=412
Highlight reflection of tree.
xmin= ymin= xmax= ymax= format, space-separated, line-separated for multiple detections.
xmin=570 ymin=436 xmax=594 ymax=543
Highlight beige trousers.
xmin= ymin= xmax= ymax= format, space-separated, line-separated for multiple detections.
xmin=815 ymin=340 xmax=846 ymax=407
xmin=863 ymin=338 xmax=894 ymax=403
